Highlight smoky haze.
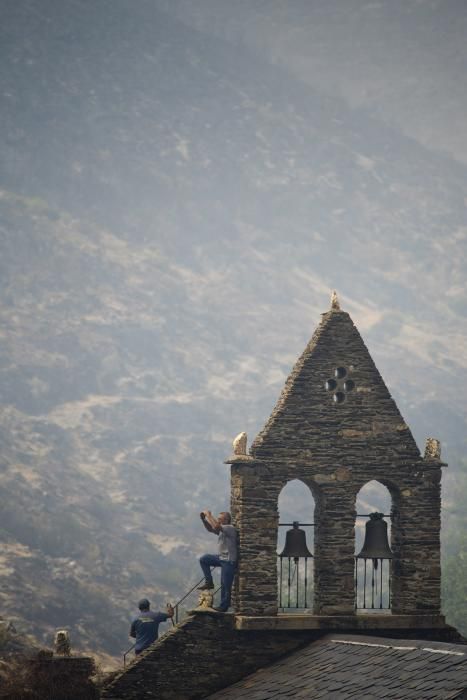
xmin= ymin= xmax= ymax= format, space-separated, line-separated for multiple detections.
xmin=0 ymin=0 xmax=466 ymax=662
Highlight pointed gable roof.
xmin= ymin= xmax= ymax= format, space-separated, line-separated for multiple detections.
xmin=251 ymin=304 xmax=421 ymax=464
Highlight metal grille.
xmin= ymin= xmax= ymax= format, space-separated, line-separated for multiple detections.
xmin=278 ymin=556 xmax=313 ymax=609
xmin=355 ymin=558 xmax=391 ymax=610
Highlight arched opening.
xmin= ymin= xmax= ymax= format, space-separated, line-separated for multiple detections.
xmin=355 ymin=480 xmax=393 ymax=612
xmin=277 ymin=479 xmax=315 ymax=612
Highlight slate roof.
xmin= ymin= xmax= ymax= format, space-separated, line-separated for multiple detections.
xmin=207 ymin=634 xmax=467 ymax=699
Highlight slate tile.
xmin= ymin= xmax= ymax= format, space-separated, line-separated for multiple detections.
xmin=206 ymin=635 xmax=467 ymax=699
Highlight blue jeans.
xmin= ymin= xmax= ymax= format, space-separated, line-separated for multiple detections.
xmin=199 ymin=553 xmax=236 ymax=611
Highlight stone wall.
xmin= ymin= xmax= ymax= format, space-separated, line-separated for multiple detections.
xmin=7 ymin=656 xmax=98 ymax=700
xmin=229 ymin=309 xmax=443 ymax=617
xmin=102 ymin=612 xmax=320 ymax=700
xmin=102 ymin=612 xmax=463 ymax=700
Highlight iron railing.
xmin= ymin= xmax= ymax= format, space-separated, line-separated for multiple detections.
xmin=123 ymin=643 xmax=135 ymax=666
xmin=355 ymin=558 xmax=391 ymax=610
xmin=278 ymin=556 xmax=313 ymax=609
xmin=277 ymin=521 xmax=314 ymax=610
xmin=354 ymin=513 xmax=392 ymax=611
xmin=172 ymin=574 xmax=221 ymax=624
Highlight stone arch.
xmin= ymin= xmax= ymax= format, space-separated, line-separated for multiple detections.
xmin=277 ymin=478 xmax=316 ymax=611
xmin=354 ymin=479 xmax=398 ymax=611
xmin=354 ymin=477 xmax=401 ymax=551
xmin=277 ymin=478 xmax=317 ymax=550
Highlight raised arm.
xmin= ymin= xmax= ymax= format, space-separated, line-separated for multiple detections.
xmin=200 ymin=510 xmax=220 ymax=533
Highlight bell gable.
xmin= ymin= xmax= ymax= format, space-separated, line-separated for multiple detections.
xmin=251 ymin=305 xmax=421 ymax=465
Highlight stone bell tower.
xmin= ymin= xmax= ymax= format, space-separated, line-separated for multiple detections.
xmin=102 ymin=294 xmax=458 ymax=700
xmin=226 ymin=294 xmax=444 ymax=625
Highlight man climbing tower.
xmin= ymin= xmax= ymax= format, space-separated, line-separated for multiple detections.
xmin=198 ymin=510 xmax=238 ymax=613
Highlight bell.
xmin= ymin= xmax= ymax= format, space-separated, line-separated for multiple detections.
xmin=280 ymin=521 xmax=313 ymax=562
xmin=356 ymin=512 xmax=393 ymax=565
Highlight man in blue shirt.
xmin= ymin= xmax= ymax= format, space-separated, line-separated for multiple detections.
xmin=130 ymin=599 xmax=174 ymax=655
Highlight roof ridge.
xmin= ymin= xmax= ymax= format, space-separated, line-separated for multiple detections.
xmin=329 ymin=638 xmax=465 ymax=656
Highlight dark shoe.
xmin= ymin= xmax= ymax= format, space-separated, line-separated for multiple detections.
xmin=212 ymin=607 xmax=228 ymax=613
xmin=197 ymin=582 xmax=214 ymax=590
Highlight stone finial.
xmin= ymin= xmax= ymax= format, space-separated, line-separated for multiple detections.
xmin=197 ymin=590 xmax=214 ymax=609
xmin=330 ymin=290 xmax=341 ymax=311
xmin=54 ymin=630 xmax=71 ymax=656
xmin=232 ymin=432 xmax=247 ymax=456
xmin=424 ymin=438 xmax=441 ymax=460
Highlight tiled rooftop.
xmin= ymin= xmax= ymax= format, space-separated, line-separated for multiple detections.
xmin=207 ymin=634 xmax=467 ymax=699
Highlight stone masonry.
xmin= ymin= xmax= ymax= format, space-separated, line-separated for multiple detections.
xmin=102 ymin=611 xmax=461 ymax=699
xmin=102 ymin=612 xmax=320 ymax=700
xmin=227 ymin=303 xmax=444 ymax=617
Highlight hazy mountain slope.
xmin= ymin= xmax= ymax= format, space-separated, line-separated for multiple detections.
xmin=0 ymin=191 xmax=239 ymax=656
xmin=0 ymin=0 xmax=466 ymax=658
xmin=161 ymin=0 xmax=467 ymax=164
